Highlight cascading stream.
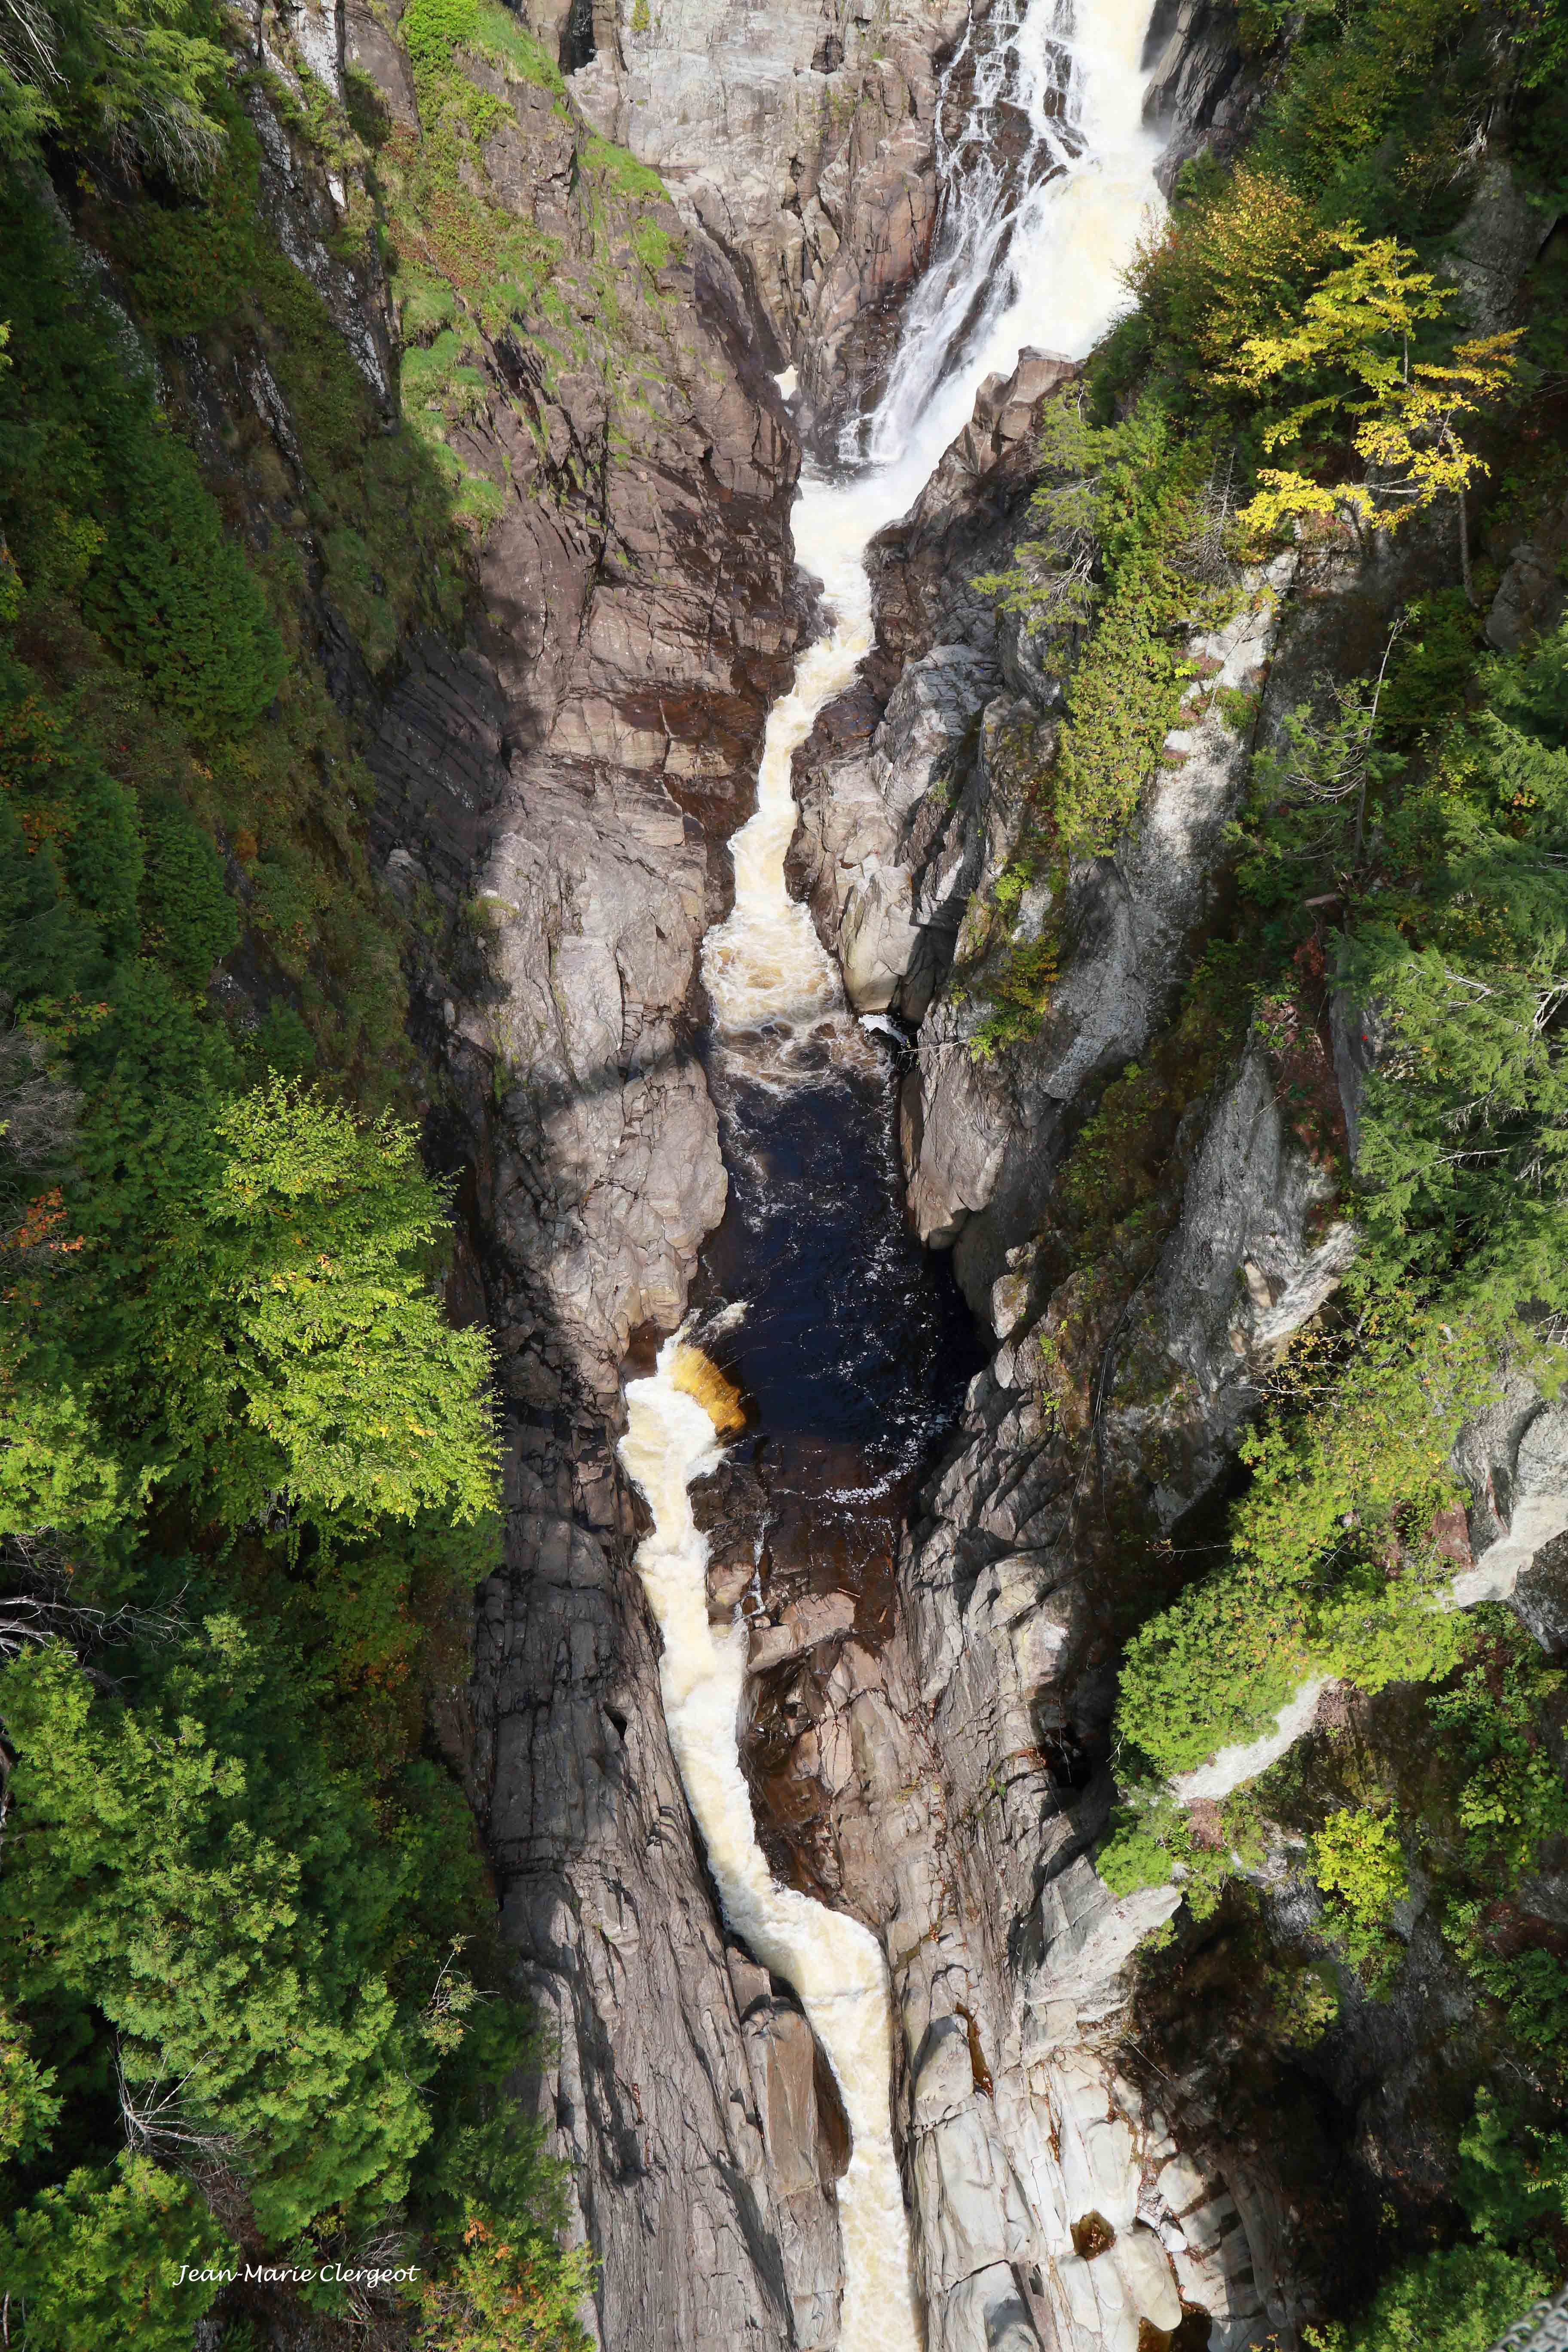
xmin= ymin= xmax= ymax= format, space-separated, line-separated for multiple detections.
xmin=618 ymin=5 xmax=1164 ymax=2344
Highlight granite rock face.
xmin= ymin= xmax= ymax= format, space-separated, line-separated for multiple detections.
xmin=1142 ymin=0 xmax=1278 ymax=195
xmin=558 ymin=0 xmax=971 ymax=440
xmin=788 ymin=642 xmax=997 ymax=1018
xmin=889 ymin=522 xmax=1300 ymax=1313
xmin=474 ymin=1429 xmax=846 ymax=2352
xmin=786 ymin=346 xmax=1081 ymax=1021
xmin=701 ymin=1439 xmax=1280 ymax=2352
xmin=776 ymin=341 xmax=1358 ymax=2349
xmin=350 ymin=30 xmax=802 ymax=1409
xmin=877 ymin=1035 xmax=1351 ymax=2352
xmin=206 ymin=6 xmax=1568 ymax=2346
xmin=231 ymin=13 xmax=858 ymax=2344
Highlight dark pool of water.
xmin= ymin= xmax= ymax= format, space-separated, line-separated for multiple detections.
xmin=690 ymin=1031 xmax=983 ymax=1507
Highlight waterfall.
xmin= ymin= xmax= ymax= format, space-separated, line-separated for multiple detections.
xmin=618 ymin=6 xmax=1164 ymax=2345
xmin=868 ymin=0 xmax=1165 ymax=475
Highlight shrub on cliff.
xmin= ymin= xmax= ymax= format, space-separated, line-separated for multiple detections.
xmin=401 ymin=0 xmax=482 ymax=68
xmin=0 ymin=2153 xmax=230 ymax=2352
xmin=1115 ymin=1308 xmax=1498 ymax=1777
xmin=975 ymin=399 xmax=1224 ymax=876
xmin=1305 ymin=2246 xmax=1554 ymax=2352
xmin=0 ymin=33 xmax=590 ymax=2347
xmin=139 ymin=794 xmax=239 ymax=987
xmin=0 ymin=0 xmax=228 ymax=179
xmin=0 ymin=1628 xmax=440 ymax=2241
xmin=84 ymin=433 xmax=286 ymax=742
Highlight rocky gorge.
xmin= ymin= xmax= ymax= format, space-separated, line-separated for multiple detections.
xmin=355 ymin=0 xmax=1568 ymax=2345
xmin=6 ymin=0 xmax=1568 ymax=2345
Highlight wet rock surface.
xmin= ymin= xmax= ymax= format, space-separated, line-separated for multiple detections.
xmin=472 ymin=1417 xmax=853 ymax=2351
xmin=777 ymin=348 xmax=1371 ymax=2349
xmin=776 ymin=154 xmax=1568 ymax=2326
xmin=1142 ymin=0 xmax=1277 ymax=196
xmin=235 ymin=12 xmax=868 ymax=2341
xmin=358 ymin=60 xmax=805 ymax=1409
xmin=560 ymin=0 xmax=972 ymax=445
xmin=136 ymin=3 xmax=1568 ymax=2347
xmin=785 ymin=344 xmax=1081 ymax=1033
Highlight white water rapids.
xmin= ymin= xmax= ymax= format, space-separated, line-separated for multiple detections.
xmin=618 ymin=3 xmax=1164 ymax=2343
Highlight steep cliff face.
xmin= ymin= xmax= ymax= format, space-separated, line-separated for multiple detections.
xmin=425 ymin=16 xmax=1567 ymax=2347
xmin=157 ymin=7 xmax=870 ymax=2343
xmin=773 ymin=70 xmax=1568 ymax=2348
xmin=342 ymin=43 xmax=869 ymax=2352
xmin=167 ymin=9 xmax=1568 ymax=2347
xmin=451 ymin=9 xmax=1381 ymax=2340
xmin=17 ymin=0 xmax=1567 ymax=2338
xmin=559 ymin=0 xmax=971 ymax=441
xmin=772 ymin=340 xmax=1340 ymax=2346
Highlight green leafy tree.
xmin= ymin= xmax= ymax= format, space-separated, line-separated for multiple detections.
xmin=1459 ymin=2091 xmax=1568 ymax=2249
xmin=1341 ymin=627 xmax=1568 ymax=1314
xmin=83 ymin=433 xmax=286 ymax=741
xmin=151 ymin=1080 xmax=499 ymax=1526
xmin=0 ymin=0 xmax=227 ymax=177
xmin=411 ymin=1999 xmax=597 ymax=2350
xmin=1311 ymin=1807 xmax=1409 ymax=1983
xmin=0 ymin=1996 xmax=61 ymax=2166
xmin=139 ymin=796 xmax=239 ymax=987
xmin=0 ymin=795 xmax=102 ymax=1001
xmin=65 ymin=771 xmax=144 ymax=956
xmin=0 ymin=1371 xmax=132 ymax=1544
xmin=1425 ymin=1627 xmax=1568 ymax=2059
xmin=4 ymin=1078 xmax=499 ymax=1537
xmin=1305 ymin=2245 xmax=1554 ymax=2352
xmin=413 ymin=2216 xmax=596 ymax=2352
xmin=1124 ymin=163 xmax=1335 ymax=387
xmin=0 ymin=2153 xmax=232 ymax=2352
xmin=0 ymin=1628 xmax=440 ymax=2240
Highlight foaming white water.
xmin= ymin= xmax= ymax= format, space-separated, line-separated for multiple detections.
xmin=624 ymin=5 xmax=1162 ymax=2345
xmin=620 ymin=1345 xmax=920 ymax=2350
xmin=698 ymin=493 xmax=870 ymax=1045
xmin=870 ymin=0 xmax=1165 ymax=473
xmin=703 ymin=0 xmax=1163 ymax=1060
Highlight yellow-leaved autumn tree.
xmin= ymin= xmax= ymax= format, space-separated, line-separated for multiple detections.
xmin=1227 ymin=232 xmax=1518 ymax=599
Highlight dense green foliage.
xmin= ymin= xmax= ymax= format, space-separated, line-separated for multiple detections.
xmin=1305 ymin=2245 xmax=1555 ymax=2352
xmin=0 ymin=2 xmax=596 ymax=2345
xmin=1068 ymin=0 xmax=1568 ymax=1784
xmin=0 ymin=0 xmax=227 ymax=177
xmin=83 ymin=434 xmax=287 ymax=737
xmin=6 ymin=1075 xmax=498 ymax=1540
xmin=1106 ymin=604 xmax=1568 ymax=1788
xmin=1015 ymin=5 xmax=1568 ymax=2342
xmin=962 ymin=405 xmax=1233 ymax=1053
xmin=976 ymin=398 xmax=1224 ymax=861
xmin=0 ymin=2153 xmax=232 ymax=2350
xmin=1114 ymin=1307 xmax=1498 ymax=1776
xmin=4 ymin=1627 xmax=475 ymax=2241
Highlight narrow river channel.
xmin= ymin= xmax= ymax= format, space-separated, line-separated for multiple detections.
xmin=619 ymin=4 xmax=1165 ymax=2341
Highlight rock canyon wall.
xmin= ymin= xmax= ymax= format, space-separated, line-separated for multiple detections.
xmin=181 ymin=4 xmax=1568 ymax=2349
